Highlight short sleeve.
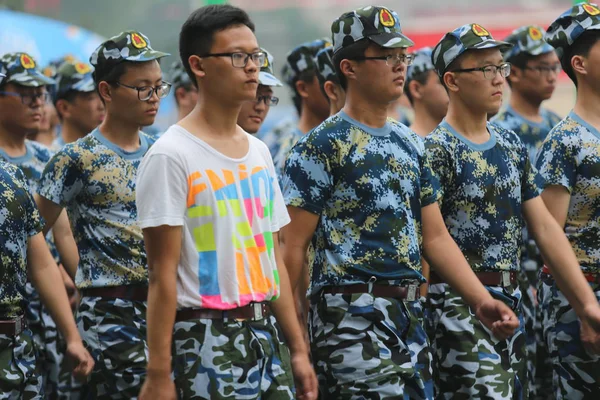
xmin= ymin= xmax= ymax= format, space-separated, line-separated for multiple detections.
xmin=535 ymin=130 xmax=577 ymax=193
xmin=136 ymin=153 xmax=188 ymax=229
xmin=38 ymin=150 xmax=83 ymax=207
xmin=520 ymin=142 xmax=544 ymax=202
xmin=25 ymin=192 xmax=43 ymax=237
xmin=424 ymin=139 xmax=450 ymax=208
xmin=282 ymin=137 xmax=334 ymax=215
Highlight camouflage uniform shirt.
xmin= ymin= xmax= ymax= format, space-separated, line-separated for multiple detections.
xmin=257 ymin=119 xmax=302 ymax=179
xmin=0 ymin=140 xmax=52 ymax=193
xmin=0 ymin=161 xmax=43 ymax=318
xmin=38 ymin=128 xmax=155 ymax=288
xmin=425 ymin=121 xmax=543 ymax=271
xmin=535 ymin=112 xmax=600 ymax=273
xmin=283 ymin=111 xmax=440 ymax=294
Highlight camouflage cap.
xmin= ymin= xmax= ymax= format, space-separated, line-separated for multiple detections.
xmin=331 ymin=6 xmax=414 ymax=54
xmin=406 ymin=47 xmax=434 ymax=82
xmin=503 ymin=25 xmax=555 ymax=61
xmin=42 ymin=54 xmax=77 ymax=80
xmin=315 ymin=46 xmax=339 ymax=86
xmin=169 ymin=60 xmax=192 ymax=89
xmin=259 ymin=48 xmax=282 ymax=87
xmin=432 ymin=23 xmax=513 ymax=76
xmin=89 ymin=31 xmax=169 ymax=70
xmin=281 ymin=38 xmax=331 ymax=86
xmin=55 ymin=61 xmax=95 ymax=98
xmin=0 ymin=52 xmax=55 ymax=87
xmin=545 ymin=3 xmax=600 ymax=61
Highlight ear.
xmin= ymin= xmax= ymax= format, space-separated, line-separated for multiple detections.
xmin=443 ymin=71 xmax=459 ymax=93
xmin=55 ymin=99 xmax=70 ymax=119
xmin=340 ymin=59 xmax=357 ymax=86
xmin=295 ymin=79 xmax=311 ymax=99
xmin=323 ymin=81 xmax=337 ymax=102
xmin=97 ymin=82 xmax=112 ymax=104
xmin=571 ymin=54 xmax=587 ymax=77
xmin=188 ymin=55 xmax=206 ymax=82
xmin=407 ymin=80 xmax=422 ymax=101
xmin=508 ymin=66 xmax=523 ymax=84
xmin=175 ymin=87 xmax=189 ymax=104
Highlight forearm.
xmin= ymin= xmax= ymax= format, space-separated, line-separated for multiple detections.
xmin=424 ymin=231 xmax=493 ymax=308
xmin=146 ymin=267 xmax=177 ymax=372
xmin=53 ymin=218 xmax=79 ymax=280
xmin=270 ymin=261 xmax=309 ymax=355
xmin=281 ymin=241 xmax=309 ymax=293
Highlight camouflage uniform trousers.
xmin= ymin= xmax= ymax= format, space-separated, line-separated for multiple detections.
xmin=77 ymin=296 xmax=148 ymax=399
xmin=0 ymin=329 xmax=42 ymax=399
xmin=172 ymin=313 xmax=294 ymax=399
xmin=309 ymin=290 xmax=434 ymax=399
xmin=426 ymin=283 xmax=526 ymax=400
xmin=538 ymin=274 xmax=600 ymax=399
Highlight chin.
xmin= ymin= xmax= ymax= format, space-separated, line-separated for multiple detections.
xmin=141 ymin=116 xmax=157 ymax=127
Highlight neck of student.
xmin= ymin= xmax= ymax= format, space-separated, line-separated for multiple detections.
xmin=189 ymin=98 xmax=241 ymax=137
xmin=573 ymin=83 xmax=600 ymax=130
xmin=31 ymin=129 xmax=55 ymax=147
xmin=0 ymin=126 xmax=27 ymax=157
xmin=510 ymin=89 xmax=542 ymax=121
xmin=297 ymin=105 xmax=323 ymax=135
xmin=410 ymin=104 xmax=442 ymax=137
xmin=343 ymin=89 xmax=389 ymax=128
xmin=98 ymin=113 xmax=140 ymax=149
xmin=61 ymin=120 xmax=87 ymax=144
xmin=445 ymin=100 xmax=488 ymax=139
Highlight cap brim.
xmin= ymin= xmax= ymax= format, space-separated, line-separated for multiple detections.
xmin=71 ymin=76 xmax=96 ymax=92
xmin=9 ymin=70 xmax=55 ymax=87
xmin=259 ymin=71 xmax=283 ymax=87
xmin=129 ymin=50 xmax=171 ymax=62
xmin=368 ymin=32 xmax=415 ymax=49
xmin=472 ymin=39 xmax=513 ymax=52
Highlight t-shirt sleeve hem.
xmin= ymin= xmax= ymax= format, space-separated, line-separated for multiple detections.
xmin=284 ymin=198 xmax=323 ymax=215
xmin=541 ymin=180 xmax=573 ymax=194
xmin=139 ymin=216 xmax=185 ymax=229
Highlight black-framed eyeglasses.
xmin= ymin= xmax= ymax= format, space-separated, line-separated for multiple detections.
xmin=254 ymin=95 xmax=278 ymax=106
xmin=0 ymin=91 xmax=49 ymax=106
xmin=523 ymin=64 xmax=561 ymax=77
xmin=451 ymin=63 xmax=511 ymax=80
xmin=201 ymin=52 xmax=266 ymax=68
xmin=351 ymin=54 xmax=415 ymax=67
xmin=113 ymin=81 xmax=172 ymax=101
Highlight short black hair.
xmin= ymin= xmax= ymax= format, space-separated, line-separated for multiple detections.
xmin=405 ymin=71 xmax=430 ymax=105
xmin=179 ymin=4 xmax=255 ymax=88
xmin=92 ymin=62 xmax=129 ymax=104
xmin=561 ymin=30 xmax=600 ymax=88
xmin=54 ymin=90 xmax=79 ymax=119
xmin=332 ymin=39 xmax=370 ymax=90
xmin=290 ymin=69 xmax=316 ymax=114
xmin=505 ymin=52 xmax=535 ymax=87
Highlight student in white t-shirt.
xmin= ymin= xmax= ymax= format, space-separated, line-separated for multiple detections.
xmin=136 ymin=5 xmax=318 ymax=400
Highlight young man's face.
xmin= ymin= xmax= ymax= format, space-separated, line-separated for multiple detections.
xmin=62 ymin=91 xmax=105 ymax=133
xmin=421 ymin=70 xmax=449 ymax=122
xmin=0 ymin=83 xmax=46 ymax=136
xmin=450 ymin=48 xmax=506 ymax=115
xmin=577 ymin=39 xmax=600 ymax=90
xmin=201 ymin=24 xmax=260 ymax=104
xmin=106 ymin=60 xmax=162 ymax=127
xmin=40 ymin=101 xmax=58 ymax=132
xmin=511 ymin=51 xmax=560 ymax=103
xmin=237 ymin=85 xmax=273 ymax=134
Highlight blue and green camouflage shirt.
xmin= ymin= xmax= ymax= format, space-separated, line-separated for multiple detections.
xmin=0 ymin=161 xmax=43 ymax=317
xmin=0 ymin=140 xmax=52 ymax=193
xmin=425 ymin=121 xmax=543 ymax=272
xmin=257 ymin=119 xmax=302 ymax=180
xmin=38 ymin=128 xmax=155 ymax=289
xmin=535 ymin=112 xmax=600 ymax=273
xmin=283 ymin=111 xmax=440 ymax=293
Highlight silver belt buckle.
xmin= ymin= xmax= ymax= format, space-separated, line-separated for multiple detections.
xmin=502 ymin=271 xmax=511 ymax=287
xmin=252 ymin=303 xmax=263 ymax=321
xmin=407 ymin=284 xmax=418 ymax=302
xmin=14 ymin=316 xmax=22 ymax=335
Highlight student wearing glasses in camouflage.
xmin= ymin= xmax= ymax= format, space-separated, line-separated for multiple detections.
xmin=237 ymin=48 xmax=282 ymax=134
xmin=34 ymin=31 xmax=170 ymax=398
xmin=425 ymin=22 xmax=600 ymax=399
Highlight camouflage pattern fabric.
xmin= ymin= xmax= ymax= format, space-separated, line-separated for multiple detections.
xmin=406 ymin=47 xmax=435 ymax=83
xmin=172 ymin=314 xmax=294 ymax=399
xmin=0 ymin=331 xmax=43 ymax=399
xmin=256 ymin=119 xmax=302 ymax=180
xmin=315 ymin=46 xmax=338 ymax=88
xmin=259 ymin=48 xmax=283 ymax=87
xmin=545 ymin=3 xmax=600 ymax=61
xmin=426 ymin=283 xmax=526 ymax=399
xmin=502 ymin=25 xmax=555 ymax=61
xmin=538 ymin=274 xmax=600 ymax=399
xmin=535 ymin=113 xmax=600 ymax=274
xmin=55 ymin=60 xmax=95 ymax=99
xmin=90 ymin=31 xmax=169 ymax=72
xmin=38 ymin=128 xmax=156 ymax=289
xmin=424 ymin=121 xmax=543 ymax=272
xmin=331 ymin=6 xmax=413 ymax=54
xmin=431 ymin=23 xmax=512 ymax=77
xmin=281 ymin=38 xmax=330 ymax=87
xmin=0 ymin=52 xmax=55 ymax=87
xmin=533 ymin=276 xmax=554 ymax=400
xmin=77 ymin=296 xmax=148 ymax=399
xmin=283 ymin=111 xmax=440 ymax=295
xmin=169 ymin=60 xmax=193 ymax=90
xmin=309 ymin=291 xmax=433 ymax=399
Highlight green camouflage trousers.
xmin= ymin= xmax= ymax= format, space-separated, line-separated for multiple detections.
xmin=77 ymin=296 xmax=148 ymax=399
xmin=309 ymin=290 xmax=434 ymax=399
xmin=0 ymin=329 xmax=42 ymax=399
xmin=172 ymin=313 xmax=294 ymax=399
xmin=426 ymin=283 xmax=526 ymax=400
xmin=539 ymin=274 xmax=600 ymax=399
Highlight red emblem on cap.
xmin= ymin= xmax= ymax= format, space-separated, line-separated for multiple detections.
xmin=583 ymin=4 xmax=600 ymax=16
xmin=131 ymin=33 xmax=147 ymax=49
xmin=20 ymin=54 xmax=35 ymax=69
xmin=74 ymin=62 xmax=91 ymax=75
xmin=528 ymin=27 xmax=543 ymax=41
xmin=472 ymin=24 xmax=491 ymax=37
xmin=379 ymin=9 xmax=395 ymax=28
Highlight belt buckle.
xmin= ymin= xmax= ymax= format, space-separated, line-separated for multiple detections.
xmin=252 ymin=303 xmax=263 ymax=321
xmin=406 ymin=284 xmax=418 ymax=302
xmin=502 ymin=271 xmax=511 ymax=287
xmin=14 ymin=316 xmax=22 ymax=336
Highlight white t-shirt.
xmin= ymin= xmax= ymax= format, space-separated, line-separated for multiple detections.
xmin=136 ymin=125 xmax=290 ymax=310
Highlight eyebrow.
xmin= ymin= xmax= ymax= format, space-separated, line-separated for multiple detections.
xmin=476 ymin=59 xmax=504 ymax=66
xmin=132 ymin=77 xmax=164 ymax=85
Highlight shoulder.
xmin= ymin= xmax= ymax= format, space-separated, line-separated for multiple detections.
xmin=489 ymin=123 xmax=523 ymax=146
